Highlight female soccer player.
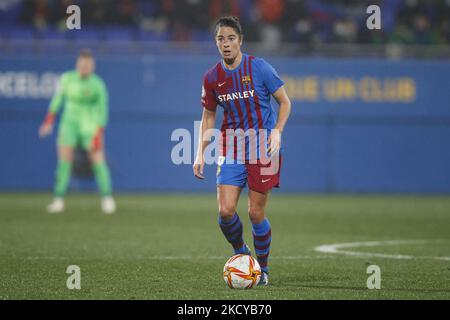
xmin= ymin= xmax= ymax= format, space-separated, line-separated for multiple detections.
xmin=193 ymin=17 xmax=291 ymax=285
xmin=39 ymin=49 xmax=116 ymax=214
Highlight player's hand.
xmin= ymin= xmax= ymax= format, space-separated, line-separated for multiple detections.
xmin=39 ymin=123 xmax=53 ymax=139
xmin=39 ymin=113 xmax=55 ymax=139
xmin=268 ymin=129 xmax=281 ymax=157
xmin=193 ymin=159 xmax=205 ymax=180
xmin=91 ymin=128 xmax=104 ymax=151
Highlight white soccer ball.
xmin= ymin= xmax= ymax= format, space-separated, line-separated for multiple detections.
xmin=223 ymin=254 xmax=261 ymax=289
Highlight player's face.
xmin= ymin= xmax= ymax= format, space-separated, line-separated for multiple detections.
xmin=76 ymin=57 xmax=95 ymax=78
xmin=216 ymin=26 xmax=242 ymax=62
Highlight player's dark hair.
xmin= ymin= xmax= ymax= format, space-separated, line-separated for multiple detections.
xmin=77 ymin=49 xmax=94 ymax=59
xmin=214 ymin=16 xmax=243 ymax=38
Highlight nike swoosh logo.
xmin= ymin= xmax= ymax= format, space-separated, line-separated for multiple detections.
xmin=262 ymin=179 xmax=271 ymax=183
xmin=218 ymin=82 xmax=226 ymax=87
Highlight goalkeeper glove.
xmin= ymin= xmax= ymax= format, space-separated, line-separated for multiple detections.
xmin=91 ymin=127 xmax=104 ymax=151
xmin=39 ymin=112 xmax=55 ymax=138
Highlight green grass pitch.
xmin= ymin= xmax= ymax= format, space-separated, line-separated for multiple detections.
xmin=0 ymin=193 xmax=449 ymax=299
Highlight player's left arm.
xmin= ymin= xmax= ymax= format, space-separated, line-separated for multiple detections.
xmin=92 ymin=78 xmax=109 ymax=151
xmin=258 ymin=59 xmax=291 ymax=156
xmin=269 ymin=86 xmax=291 ymax=156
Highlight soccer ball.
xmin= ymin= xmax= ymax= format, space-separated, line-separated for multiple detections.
xmin=223 ymin=254 xmax=261 ymax=289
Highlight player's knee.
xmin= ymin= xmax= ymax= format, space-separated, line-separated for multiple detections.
xmin=248 ymin=208 xmax=265 ymax=224
xmin=60 ymin=155 xmax=73 ymax=163
xmin=219 ymin=205 xmax=236 ymax=221
xmin=89 ymin=150 xmax=105 ymax=164
xmin=58 ymin=147 xmax=74 ymax=162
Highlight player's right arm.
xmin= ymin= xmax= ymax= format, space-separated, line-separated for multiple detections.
xmin=193 ymin=74 xmax=217 ymax=180
xmin=193 ymin=108 xmax=216 ymax=179
xmin=39 ymin=73 xmax=67 ymax=138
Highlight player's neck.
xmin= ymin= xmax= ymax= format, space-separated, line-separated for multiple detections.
xmin=223 ymin=52 xmax=243 ymax=70
xmin=77 ymin=72 xmax=92 ymax=80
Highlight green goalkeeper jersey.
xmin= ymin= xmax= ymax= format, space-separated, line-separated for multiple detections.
xmin=49 ymin=70 xmax=108 ymax=133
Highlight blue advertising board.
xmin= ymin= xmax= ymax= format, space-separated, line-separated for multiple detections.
xmin=1 ymin=54 xmax=449 ymax=193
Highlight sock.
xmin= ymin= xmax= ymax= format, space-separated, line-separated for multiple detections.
xmin=219 ymin=213 xmax=246 ymax=254
xmin=252 ymin=218 xmax=271 ymax=274
xmin=54 ymin=160 xmax=72 ymax=198
xmin=93 ymin=162 xmax=112 ymax=197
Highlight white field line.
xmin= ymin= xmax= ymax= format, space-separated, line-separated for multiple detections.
xmin=17 ymin=240 xmax=450 ymax=261
xmin=314 ymin=240 xmax=450 ymax=261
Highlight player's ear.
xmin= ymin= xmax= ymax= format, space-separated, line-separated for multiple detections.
xmin=239 ymin=35 xmax=243 ymax=46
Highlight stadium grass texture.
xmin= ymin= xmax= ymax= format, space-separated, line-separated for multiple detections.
xmin=0 ymin=193 xmax=449 ymax=299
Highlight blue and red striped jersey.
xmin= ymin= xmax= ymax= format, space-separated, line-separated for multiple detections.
xmin=201 ymin=54 xmax=284 ymax=162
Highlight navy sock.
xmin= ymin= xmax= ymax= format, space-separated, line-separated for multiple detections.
xmin=252 ymin=218 xmax=271 ymax=274
xmin=219 ymin=213 xmax=245 ymax=253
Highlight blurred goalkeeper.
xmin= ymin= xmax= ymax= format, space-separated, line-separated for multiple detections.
xmin=39 ymin=49 xmax=116 ymax=214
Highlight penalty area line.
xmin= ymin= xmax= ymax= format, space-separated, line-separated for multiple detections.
xmin=314 ymin=239 xmax=450 ymax=261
